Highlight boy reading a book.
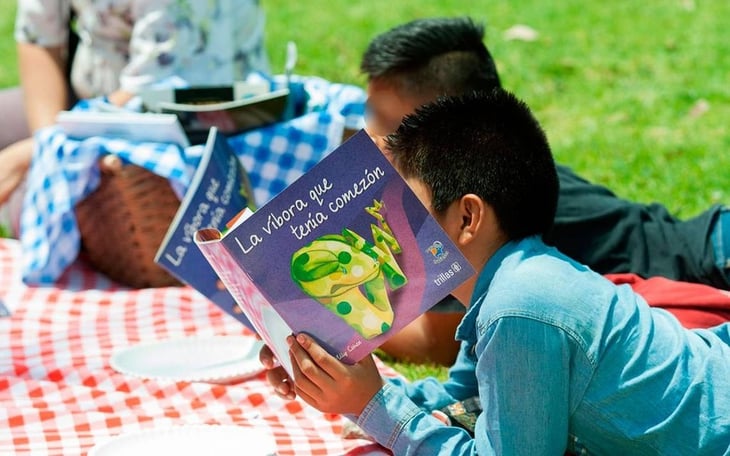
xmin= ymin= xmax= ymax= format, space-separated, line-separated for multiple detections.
xmin=271 ymin=89 xmax=730 ymax=454
xmin=360 ymin=16 xmax=730 ymax=366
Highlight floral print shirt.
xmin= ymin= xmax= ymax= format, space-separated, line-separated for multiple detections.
xmin=15 ymin=0 xmax=270 ymax=98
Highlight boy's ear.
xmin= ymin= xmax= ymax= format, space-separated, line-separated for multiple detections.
xmin=455 ymin=194 xmax=493 ymax=246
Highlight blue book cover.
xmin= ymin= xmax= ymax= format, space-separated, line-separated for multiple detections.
xmin=195 ymin=130 xmax=474 ymax=375
xmin=155 ymin=127 xmax=256 ymax=330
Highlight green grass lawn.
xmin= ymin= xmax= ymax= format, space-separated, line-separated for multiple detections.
xmin=2 ymin=0 xmax=729 ymax=380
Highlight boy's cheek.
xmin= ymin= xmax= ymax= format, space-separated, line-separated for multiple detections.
xmin=364 ymin=129 xmax=395 ymax=164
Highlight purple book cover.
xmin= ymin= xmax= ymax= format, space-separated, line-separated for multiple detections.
xmin=155 ymin=127 xmax=256 ymax=330
xmin=195 ymin=130 xmax=474 ymax=374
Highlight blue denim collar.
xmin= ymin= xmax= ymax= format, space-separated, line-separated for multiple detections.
xmin=454 ymin=237 xmax=525 ymax=342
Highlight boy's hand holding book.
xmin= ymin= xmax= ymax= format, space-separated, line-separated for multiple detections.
xmin=287 ymin=333 xmax=385 ymax=416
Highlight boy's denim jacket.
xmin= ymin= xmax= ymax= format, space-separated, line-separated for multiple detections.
xmin=356 ymin=236 xmax=730 ymax=455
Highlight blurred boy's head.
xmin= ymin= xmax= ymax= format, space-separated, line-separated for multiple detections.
xmin=386 ymin=89 xmax=558 ymax=243
xmin=361 ymin=17 xmax=501 ymax=145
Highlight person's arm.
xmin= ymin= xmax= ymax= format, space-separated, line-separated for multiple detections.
xmin=288 ymin=333 xmax=478 ymax=455
xmin=260 ymin=333 xmax=475 ymax=410
xmin=1 ymin=1 xmax=70 ymax=205
xmin=359 ymin=316 xmax=580 ymax=455
xmin=17 ymin=42 xmax=68 ymax=131
xmin=0 ymin=42 xmax=68 ymax=205
xmin=14 ymin=0 xmax=72 ymax=128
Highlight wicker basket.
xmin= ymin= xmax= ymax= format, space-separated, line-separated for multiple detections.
xmin=76 ymin=157 xmax=183 ymax=288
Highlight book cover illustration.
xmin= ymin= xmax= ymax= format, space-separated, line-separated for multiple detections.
xmin=194 ymin=130 xmax=474 ymax=374
xmin=154 ymin=127 xmax=256 ymax=330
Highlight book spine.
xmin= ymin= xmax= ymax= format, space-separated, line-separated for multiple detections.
xmin=195 ymin=230 xmax=255 ymax=321
xmin=195 ymin=229 xmax=294 ymax=375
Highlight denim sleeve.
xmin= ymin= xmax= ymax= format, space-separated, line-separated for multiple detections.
xmin=385 ymin=341 xmax=480 ymax=411
xmin=357 ymin=316 xmax=578 ymax=455
xmin=473 ymin=316 xmax=576 ymax=455
xmin=357 ymin=382 xmax=478 ymax=455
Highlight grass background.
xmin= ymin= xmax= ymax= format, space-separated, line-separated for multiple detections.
xmin=2 ymin=0 xmax=729 ymax=380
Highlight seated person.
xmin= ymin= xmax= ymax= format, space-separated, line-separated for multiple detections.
xmin=272 ymin=89 xmax=730 ymax=455
xmin=0 ymin=0 xmax=270 ymax=235
xmin=360 ymin=17 xmax=730 ymax=365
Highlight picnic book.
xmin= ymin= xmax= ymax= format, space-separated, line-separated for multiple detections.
xmin=154 ymin=127 xmax=256 ymax=330
xmin=56 ymin=110 xmax=191 ymax=147
xmin=139 ymin=81 xmax=272 ymax=111
xmin=193 ymin=130 xmax=474 ymax=375
xmin=148 ymin=87 xmax=290 ymax=145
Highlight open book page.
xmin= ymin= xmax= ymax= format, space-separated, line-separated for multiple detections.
xmin=158 ymin=89 xmax=290 ymax=144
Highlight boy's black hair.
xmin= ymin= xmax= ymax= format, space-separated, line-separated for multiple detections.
xmin=360 ymin=17 xmax=501 ymax=97
xmin=386 ymin=89 xmax=558 ymax=240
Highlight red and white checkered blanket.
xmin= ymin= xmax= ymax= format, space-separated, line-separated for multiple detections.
xmin=0 ymin=239 xmax=392 ymax=455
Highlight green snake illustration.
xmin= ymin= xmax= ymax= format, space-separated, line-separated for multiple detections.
xmin=290 ymin=200 xmax=407 ymax=339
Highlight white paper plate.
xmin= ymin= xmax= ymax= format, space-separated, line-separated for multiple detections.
xmin=88 ymin=424 xmax=277 ymax=456
xmin=110 ymin=336 xmax=265 ymax=383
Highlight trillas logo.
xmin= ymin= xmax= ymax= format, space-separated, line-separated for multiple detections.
xmin=427 ymin=241 xmax=449 ymax=264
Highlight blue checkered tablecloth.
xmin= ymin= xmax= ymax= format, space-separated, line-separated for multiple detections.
xmin=20 ymin=75 xmax=366 ymax=284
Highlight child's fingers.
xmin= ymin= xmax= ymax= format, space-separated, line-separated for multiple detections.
xmin=288 ymin=334 xmax=385 ymax=416
xmin=258 ymin=343 xmax=277 ymax=369
xmin=292 ymin=381 xmax=320 ymax=409
xmin=266 ymin=366 xmax=296 ymax=400
xmin=288 ymin=348 xmax=347 ymax=414
xmin=293 ymin=333 xmax=342 ymax=379
xmin=288 ymin=338 xmax=326 ymax=397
